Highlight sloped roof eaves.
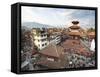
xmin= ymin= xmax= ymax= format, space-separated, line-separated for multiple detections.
xmin=38 ymin=44 xmax=63 ymax=58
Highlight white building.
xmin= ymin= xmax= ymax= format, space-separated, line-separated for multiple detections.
xmin=31 ymin=28 xmax=48 ymax=50
xmin=90 ymin=39 xmax=95 ymax=51
xmin=48 ymin=33 xmax=61 ymax=45
xmin=32 ymin=28 xmax=61 ymax=51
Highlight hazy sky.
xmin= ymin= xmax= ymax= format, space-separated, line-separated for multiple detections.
xmin=22 ymin=6 xmax=95 ymax=28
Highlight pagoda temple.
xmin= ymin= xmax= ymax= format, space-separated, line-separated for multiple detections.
xmin=68 ymin=21 xmax=82 ymax=39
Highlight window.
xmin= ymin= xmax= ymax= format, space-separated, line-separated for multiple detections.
xmin=42 ymin=44 xmax=44 ymax=46
xmin=45 ymin=43 xmax=47 ymax=45
xmin=47 ymin=58 xmax=54 ymax=61
xmin=44 ymin=34 xmax=46 ymax=37
xmin=38 ymin=44 xmax=40 ymax=47
xmin=41 ymin=35 xmax=43 ymax=37
xmin=41 ymin=39 xmax=46 ymax=42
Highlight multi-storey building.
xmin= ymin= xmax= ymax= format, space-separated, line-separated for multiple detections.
xmin=48 ymin=32 xmax=61 ymax=45
xmin=31 ymin=28 xmax=48 ymax=50
xmin=31 ymin=28 xmax=61 ymax=51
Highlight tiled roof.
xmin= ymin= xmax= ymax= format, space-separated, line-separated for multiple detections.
xmin=36 ymin=54 xmax=68 ymax=69
xmin=69 ymin=26 xmax=80 ymax=29
xmin=72 ymin=21 xmax=79 ymax=24
xmin=36 ymin=60 xmax=62 ymax=69
xmin=61 ymin=39 xmax=92 ymax=57
xmin=68 ymin=32 xmax=81 ymax=36
xmin=32 ymin=50 xmax=38 ymax=55
xmin=39 ymin=44 xmax=64 ymax=58
xmin=87 ymin=32 xmax=95 ymax=36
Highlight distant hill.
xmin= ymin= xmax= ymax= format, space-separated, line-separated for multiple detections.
xmin=22 ymin=26 xmax=31 ymax=31
xmin=22 ymin=22 xmax=53 ymax=29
